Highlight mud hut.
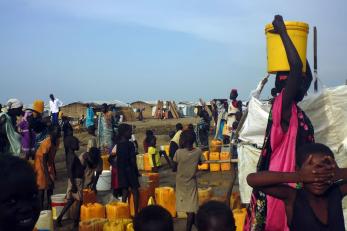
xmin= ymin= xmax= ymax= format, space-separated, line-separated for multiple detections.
xmin=130 ymin=101 xmax=156 ymax=119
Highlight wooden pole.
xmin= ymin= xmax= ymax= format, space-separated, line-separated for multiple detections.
xmin=314 ymin=26 xmax=318 ymax=92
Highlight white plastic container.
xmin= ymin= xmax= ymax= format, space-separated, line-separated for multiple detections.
xmin=35 ymin=210 xmax=53 ymax=231
xmin=51 ymin=194 xmax=68 ymax=220
xmin=96 ymin=170 xmax=111 ymax=191
xmin=136 ymin=154 xmax=144 ymax=171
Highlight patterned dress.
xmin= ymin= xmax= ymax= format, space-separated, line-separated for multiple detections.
xmin=244 ymin=91 xmax=314 ymax=231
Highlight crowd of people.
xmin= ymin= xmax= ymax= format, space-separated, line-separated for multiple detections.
xmin=0 ymin=14 xmax=346 ymax=231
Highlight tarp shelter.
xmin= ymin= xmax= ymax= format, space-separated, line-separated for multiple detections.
xmin=177 ymin=101 xmax=197 ymax=117
xmin=237 ymin=85 xmax=347 ymax=227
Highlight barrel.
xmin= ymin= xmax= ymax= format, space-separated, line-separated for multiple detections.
xmin=51 ymin=194 xmax=67 ymax=220
xmin=265 ymin=21 xmax=309 ymax=73
xmin=96 ymin=170 xmax=111 ymax=191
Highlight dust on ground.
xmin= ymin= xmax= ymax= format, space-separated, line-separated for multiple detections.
xmin=54 ymin=118 xmax=238 ymax=231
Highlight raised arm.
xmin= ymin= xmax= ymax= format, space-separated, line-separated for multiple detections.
xmin=247 ymin=171 xmax=298 ymax=200
xmin=273 ymin=15 xmax=303 ymax=130
xmin=247 ymin=155 xmax=332 ymax=200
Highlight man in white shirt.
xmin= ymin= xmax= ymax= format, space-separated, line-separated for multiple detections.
xmin=49 ymin=94 xmax=63 ymax=125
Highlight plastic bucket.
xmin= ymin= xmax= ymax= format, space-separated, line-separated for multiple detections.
xmin=51 ymin=194 xmax=68 ymax=220
xmin=96 ymin=170 xmax=111 ymax=191
xmin=265 ymin=21 xmax=309 ymax=73
xmin=35 ymin=210 xmax=53 ymax=231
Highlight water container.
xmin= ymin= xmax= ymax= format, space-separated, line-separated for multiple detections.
xmin=83 ymin=189 xmax=97 ymax=204
xmin=79 ymin=218 xmax=107 ymax=231
xmin=198 ymin=187 xmax=213 ymax=205
xmin=35 ymin=210 xmax=53 ymax=231
xmin=198 ymin=151 xmax=209 ymax=171
xmin=220 ymin=152 xmax=231 ymax=171
xmin=136 ymin=154 xmax=144 ymax=171
xmin=209 ymin=152 xmax=220 ymax=172
xmin=233 ymin=208 xmax=247 ymax=231
xmin=103 ymin=219 xmax=133 ymax=231
xmin=143 ymin=154 xmax=152 ymax=171
xmin=155 ymin=187 xmax=176 ymax=217
xmin=142 ymin=172 xmax=160 ymax=196
xmin=265 ymin=21 xmax=309 ymax=73
xmin=80 ymin=203 xmax=106 ymax=221
xmin=106 ymin=202 xmax=131 ymax=220
xmin=210 ymin=140 xmax=222 ymax=152
xmin=96 ymin=170 xmax=111 ymax=191
xmin=129 ymin=187 xmax=151 ymax=216
xmin=51 ymin=194 xmax=67 ymax=220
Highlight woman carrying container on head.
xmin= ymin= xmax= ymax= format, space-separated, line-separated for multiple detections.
xmin=244 ymin=15 xmax=314 ymax=231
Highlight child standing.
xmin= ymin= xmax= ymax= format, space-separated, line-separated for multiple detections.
xmin=34 ymin=125 xmax=60 ymax=210
xmin=57 ymin=135 xmax=82 ymax=227
xmin=0 ymin=154 xmax=41 ymax=231
xmin=148 ymin=136 xmax=161 ymax=172
xmin=247 ymin=143 xmax=346 ymax=230
xmin=18 ymin=110 xmax=36 ymax=160
xmin=114 ymin=124 xmax=140 ymax=215
xmin=143 ymin=130 xmax=154 ymax=153
xmin=172 ymin=130 xmax=204 ymax=231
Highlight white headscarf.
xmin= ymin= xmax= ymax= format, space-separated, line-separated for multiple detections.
xmin=6 ymin=98 xmax=23 ymax=110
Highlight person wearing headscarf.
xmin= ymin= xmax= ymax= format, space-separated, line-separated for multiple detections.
xmin=0 ymin=99 xmax=23 ymax=155
xmin=31 ymin=100 xmax=50 ymax=152
xmin=18 ymin=110 xmax=36 ymax=160
xmin=196 ymin=110 xmax=211 ymax=150
xmin=85 ymin=104 xmax=95 ymax=130
xmin=245 ymin=15 xmax=314 ymax=231
xmin=214 ymin=100 xmax=227 ymax=141
xmin=226 ymin=89 xmax=241 ymax=140
xmin=97 ymin=103 xmax=113 ymax=153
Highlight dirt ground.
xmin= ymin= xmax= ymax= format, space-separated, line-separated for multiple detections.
xmin=53 ymin=118 xmax=238 ymax=231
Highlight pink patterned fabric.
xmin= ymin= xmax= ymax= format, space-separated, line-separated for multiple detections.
xmin=266 ymin=91 xmax=298 ymax=231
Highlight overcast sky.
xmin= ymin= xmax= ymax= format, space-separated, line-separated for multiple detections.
xmin=1 ymin=0 xmax=346 ymax=105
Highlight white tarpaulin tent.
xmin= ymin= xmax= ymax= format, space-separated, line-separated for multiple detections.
xmin=238 ymin=85 xmax=347 ymax=204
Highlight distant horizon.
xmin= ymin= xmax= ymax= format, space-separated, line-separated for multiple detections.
xmin=1 ymin=0 xmax=346 ymax=105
